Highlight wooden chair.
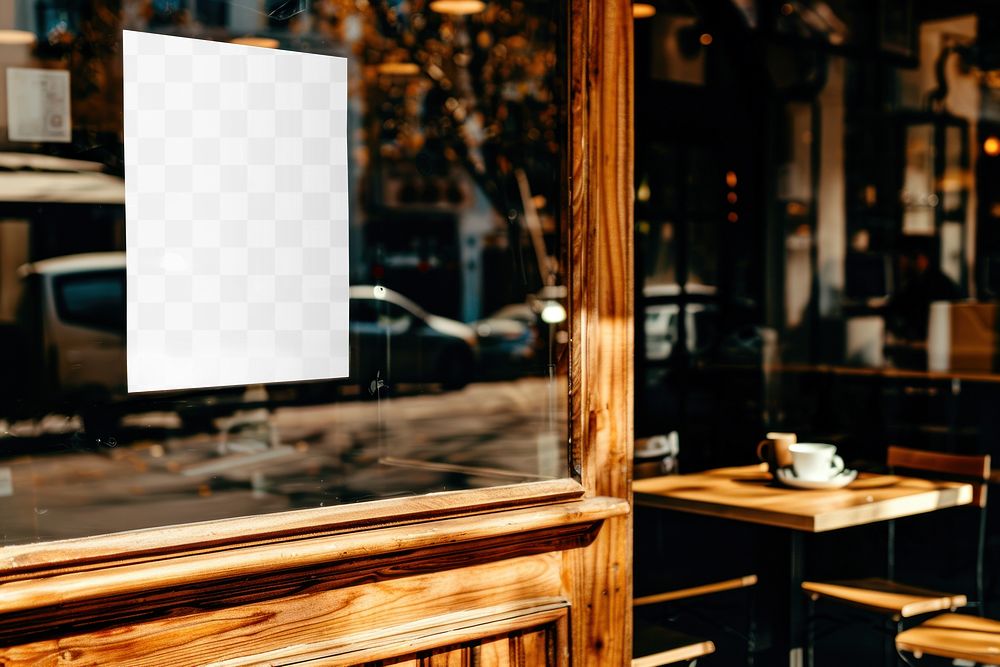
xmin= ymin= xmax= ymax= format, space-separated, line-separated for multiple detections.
xmin=632 ymin=575 xmax=757 ymax=666
xmin=895 ymin=612 xmax=1000 ymax=664
xmin=632 ymin=623 xmax=715 ymax=667
xmin=801 ymin=446 xmax=991 ymax=665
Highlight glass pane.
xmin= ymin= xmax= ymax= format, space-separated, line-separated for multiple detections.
xmin=633 ymin=3 xmax=989 ymax=472
xmin=0 ymin=0 xmax=568 ymax=545
xmin=634 ymin=8 xmax=996 ymax=661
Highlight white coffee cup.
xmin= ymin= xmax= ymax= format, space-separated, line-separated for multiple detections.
xmin=789 ymin=443 xmax=845 ymax=481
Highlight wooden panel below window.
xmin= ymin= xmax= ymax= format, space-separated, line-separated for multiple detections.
xmin=0 ymin=554 xmax=568 ymax=667
xmin=361 ymin=624 xmax=561 ymax=667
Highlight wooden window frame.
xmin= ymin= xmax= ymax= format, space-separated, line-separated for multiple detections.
xmin=0 ymin=0 xmax=632 ymax=663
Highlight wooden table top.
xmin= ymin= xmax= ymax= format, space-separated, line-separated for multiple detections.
xmin=633 ymin=464 xmax=973 ymax=533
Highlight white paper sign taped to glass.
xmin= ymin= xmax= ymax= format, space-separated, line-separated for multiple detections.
xmin=6 ymin=67 xmax=72 ymax=143
xmin=123 ymin=30 xmax=349 ymax=392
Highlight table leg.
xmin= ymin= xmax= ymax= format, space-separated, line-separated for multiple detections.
xmin=756 ymin=528 xmax=807 ymax=667
xmin=787 ymin=531 xmax=806 ymax=667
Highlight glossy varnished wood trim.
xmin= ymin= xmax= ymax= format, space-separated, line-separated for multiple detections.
xmin=2 ymin=553 xmax=568 ymax=666
xmin=0 ymin=496 xmax=626 ymax=615
xmin=235 ymin=602 xmax=569 ymax=666
xmin=0 ymin=478 xmax=585 ymax=578
xmin=566 ymin=0 xmax=634 ymax=664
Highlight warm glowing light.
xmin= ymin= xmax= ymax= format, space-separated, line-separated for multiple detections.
xmin=864 ymin=185 xmax=877 ymax=206
xmin=699 ymin=33 xmax=713 ymax=46
xmin=230 ymin=36 xmax=279 ymax=49
xmin=985 ymin=136 xmax=1000 ymax=157
xmin=726 ymin=192 xmax=738 ymax=204
xmin=781 ymin=3 xmax=794 ymax=15
xmin=786 ymin=202 xmax=808 ymax=216
xmin=632 ymin=3 xmax=656 ymax=19
xmin=725 ymin=171 xmax=738 ymax=188
xmin=376 ymin=62 xmax=421 ymax=76
xmin=637 ymin=179 xmax=651 ymax=202
xmin=727 ymin=212 xmax=739 ymax=223
xmin=429 ymin=0 xmax=486 ymax=15
xmin=0 ymin=30 xmax=36 ymax=46
xmin=541 ymin=301 xmax=567 ymax=324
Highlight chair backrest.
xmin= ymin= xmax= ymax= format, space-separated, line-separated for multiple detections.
xmin=887 ymin=446 xmax=990 ymax=508
xmin=886 ymin=446 xmax=991 ymax=608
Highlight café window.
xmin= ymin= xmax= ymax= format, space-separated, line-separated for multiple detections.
xmin=634 ymin=0 xmax=1000 ymax=466
xmin=0 ymin=0 xmax=569 ymax=545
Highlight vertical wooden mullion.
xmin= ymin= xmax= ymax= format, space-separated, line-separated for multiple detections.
xmin=566 ymin=0 xmax=634 ymax=665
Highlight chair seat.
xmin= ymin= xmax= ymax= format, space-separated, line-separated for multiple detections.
xmin=896 ymin=613 xmax=1000 ymax=663
xmin=633 ymin=617 xmax=715 ymax=667
xmin=801 ymin=578 xmax=967 ymax=618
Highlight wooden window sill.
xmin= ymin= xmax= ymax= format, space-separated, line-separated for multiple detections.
xmin=0 ymin=494 xmax=627 ymax=619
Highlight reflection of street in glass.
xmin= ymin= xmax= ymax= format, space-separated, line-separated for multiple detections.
xmin=0 ymin=251 xmax=554 ymax=433
xmin=0 ymin=377 xmax=565 ymax=545
xmin=0 ymin=0 xmax=569 ymax=550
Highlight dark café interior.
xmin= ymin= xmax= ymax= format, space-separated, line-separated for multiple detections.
xmin=2 ymin=0 xmax=1000 ymax=665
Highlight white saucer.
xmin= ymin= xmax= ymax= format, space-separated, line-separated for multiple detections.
xmin=774 ymin=468 xmax=858 ymax=490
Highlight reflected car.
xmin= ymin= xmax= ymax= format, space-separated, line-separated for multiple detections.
xmin=643 ymin=284 xmax=719 ymax=362
xmin=6 ymin=252 xmax=244 ymax=433
xmin=349 ymin=285 xmax=479 ymax=390
xmin=473 ymin=305 xmax=537 ymax=378
xmin=11 ymin=252 xmax=127 ymax=407
xmin=0 ymin=255 xmax=481 ymax=435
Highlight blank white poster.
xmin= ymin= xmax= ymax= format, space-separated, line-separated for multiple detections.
xmin=123 ymin=30 xmax=350 ymax=392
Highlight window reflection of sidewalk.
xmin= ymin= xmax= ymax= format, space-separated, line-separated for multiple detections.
xmin=0 ymin=377 xmax=564 ymax=545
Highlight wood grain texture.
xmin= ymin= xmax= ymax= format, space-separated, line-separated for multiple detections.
xmin=1 ymin=555 xmax=567 ymax=666
xmin=895 ymin=612 xmax=1000 ymax=663
xmin=283 ymin=613 xmax=567 ymax=667
xmin=0 ymin=497 xmax=625 ymax=618
xmin=565 ymin=0 xmax=634 ymax=665
xmin=477 ymin=635 xmax=513 ymax=665
xmin=0 ymin=479 xmax=586 ymax=579
xmin=368 ymin=626 xmax=561 ymax=667
xmin=427 ymin=646 xmax=472 ymax=667
xmin=634 ymin=465 xmax=972 ymax=532
xmin=0 ymin=521 xmax=599 ymax=648
xmin=377 ymin=657 xmax=421 ymax=667
xmin=802 ymin=578 xmax=967 ymax=618
xmin=518 ymin=626 xmax=551 ymax=666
